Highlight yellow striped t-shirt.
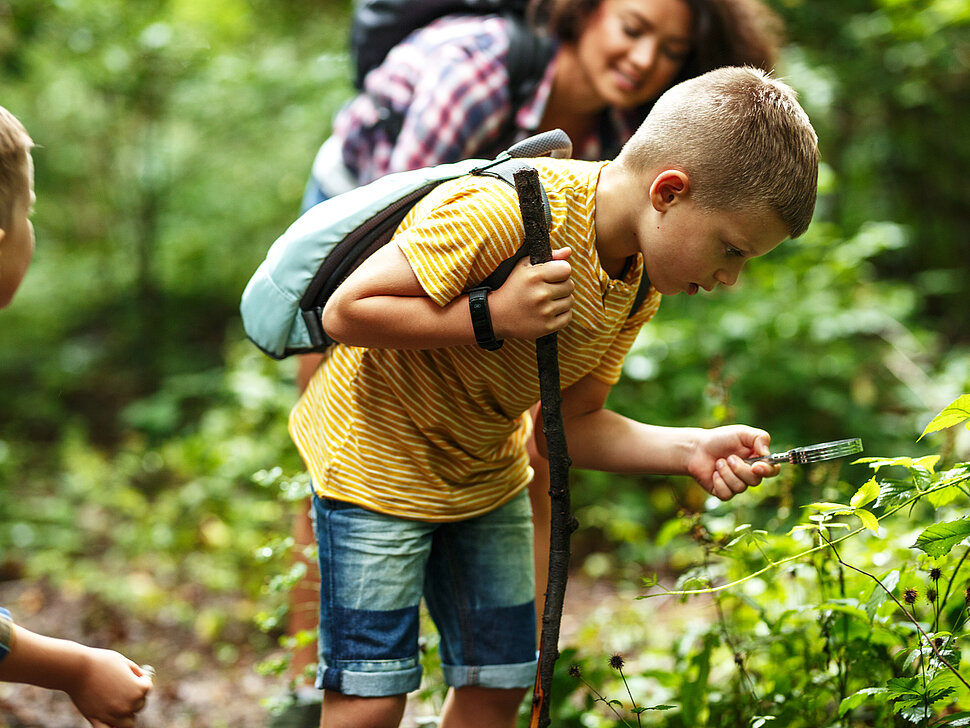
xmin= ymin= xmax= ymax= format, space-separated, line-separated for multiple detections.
xmin=289 ymin=159 xmax=661 ymax=521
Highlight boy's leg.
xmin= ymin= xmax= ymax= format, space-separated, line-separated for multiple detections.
xmin=526 ymin=431 xmax=551 ymax=624
xmin=424 ymin=490 xmax=538 ymax=727
xmin=312 ymin=494 xmax=432 ymax=728
xmin=438 ymin=686 xmax=529 ymax=728
xmin=320 ymin=691 xmax=406 ymax=728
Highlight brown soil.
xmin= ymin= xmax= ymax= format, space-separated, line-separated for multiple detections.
xmin=0 ymin=571 xmax=705 ymax=727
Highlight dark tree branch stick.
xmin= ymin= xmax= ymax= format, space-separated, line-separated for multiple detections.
xmin=514 ymin=167 xmax=577 ymax=728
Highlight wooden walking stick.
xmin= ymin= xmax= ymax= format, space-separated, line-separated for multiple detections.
xmin=513 ymin=167 xmax=578 ymax=728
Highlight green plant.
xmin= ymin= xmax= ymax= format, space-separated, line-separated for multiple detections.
xmin=564 ymin=395 xmax=970 ymax=727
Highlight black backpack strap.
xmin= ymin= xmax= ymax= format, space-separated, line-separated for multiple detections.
xmin=470 ymin=159 xmax=549 ymax=291
xmin=628 ymin=272 xmax=652 ymax=319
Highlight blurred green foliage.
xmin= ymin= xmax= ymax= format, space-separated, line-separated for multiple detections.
xmin=0 ymin=0 xmax=968 ymax=708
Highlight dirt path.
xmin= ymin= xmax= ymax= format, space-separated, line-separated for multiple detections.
xmin=0 ymin=572 xmax=708 ymax=727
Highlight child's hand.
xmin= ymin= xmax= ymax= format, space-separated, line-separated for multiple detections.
xmin=490 ymin=246 xmax=574 ymax=340
xmin=67 ymin=648 xmax=153 ymax=728
xmin=687 ymin=426 xmax=780 ymax=501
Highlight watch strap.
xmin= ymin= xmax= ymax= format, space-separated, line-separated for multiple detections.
xmin=467 ymin=287 xmax=503 ymax=351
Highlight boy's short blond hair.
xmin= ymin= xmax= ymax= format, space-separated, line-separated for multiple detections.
xmin=617 ymin=66 xmax=819 ymax=238
xmin=0 ymin=105 xmax=34 ymax=231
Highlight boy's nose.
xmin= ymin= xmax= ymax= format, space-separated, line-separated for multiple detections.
xmin=714 ymin=266 xmax=741 ymax=287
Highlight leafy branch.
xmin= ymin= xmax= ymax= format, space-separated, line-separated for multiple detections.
xmin=822 ymin=532 xmax=970 ymax=692
xmin=641 ymin=464 xmax=970 ymax=600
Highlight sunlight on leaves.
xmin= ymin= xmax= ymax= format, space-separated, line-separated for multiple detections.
xmin=854 ymin=508 xmax=880 ymax=534
xmin=919 ymin=394 xmax=970 ymax=440
xmin=850 ymin=478 xmax=880 ymax=508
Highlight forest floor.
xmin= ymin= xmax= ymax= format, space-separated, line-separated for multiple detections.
xmin=0 ymin=570 xmax=710 ymax=728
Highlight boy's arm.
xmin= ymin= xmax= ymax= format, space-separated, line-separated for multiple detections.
xmin=323 ymin=241 xmax=574 ymax=349
xmin=0 ymin=622 xmax=152 ymax=727
xmin=537 ymin=374 xmax=780 ymax=501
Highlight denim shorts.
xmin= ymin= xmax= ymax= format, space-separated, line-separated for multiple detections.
xmin=312 ymin=489 xmax=538 ymax=697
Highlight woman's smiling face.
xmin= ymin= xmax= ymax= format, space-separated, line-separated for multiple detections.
xmin=574 ymin=0 xmax=693 ymax=110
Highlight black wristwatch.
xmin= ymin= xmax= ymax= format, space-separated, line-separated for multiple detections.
xmin=467 ymin=287 xmax=503 ymax=351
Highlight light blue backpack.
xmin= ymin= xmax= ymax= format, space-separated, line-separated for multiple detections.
xmin=240 ymin=130 xmax=571 ymax=359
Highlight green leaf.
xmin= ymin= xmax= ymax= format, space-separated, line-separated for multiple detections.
xmin=919 ymin=395 xmax=970 ymax=440
xmin=642 ymin=705 xmax=676 ymax=712
xmin=928 ymin=484 xmax=962 ymax=508
xmin=896 ymin=700 xmax=933 ymax=722
xmin=910 ymin=465 xmax=935 ymax=490
xmin=850 ymin=478 xmax=880 ymax=508
xmin=913 ymin=520 xmax=970 ymax=557
xmin=865 ymin=570 xmax=899 ymax=620
xmin=854 ymin=508 xmax=880 ymax=534
xmin=839 ymin=687 xmax=892 ymax=716
xmin=885 ymin=677 xmax=921 ymax=698
xmin=856 ymin=456 xmax=917 ymax=472
xmin=913 ymin=454 xmax=941 ymax=473
xmin=727 ymin=525 xmax=768 ymax=548
xmin=807 ymin=501 xmax=854 ymax=511
xmin=875 ymin=480 xmax=917 ymax=509
xmin=926 ymin=670 xmax=961 ymax=697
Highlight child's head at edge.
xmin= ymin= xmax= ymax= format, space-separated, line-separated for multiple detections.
xmin=617 ymin=65 xmax=818 ymax=238
xmin=0 ymin=104 xmax=35 ymax=310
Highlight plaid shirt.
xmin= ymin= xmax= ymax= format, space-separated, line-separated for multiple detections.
xmin=0 ymin=607 xmax=12 ymax=663
xmin=326 ymin=14 xmax=641 ymax=187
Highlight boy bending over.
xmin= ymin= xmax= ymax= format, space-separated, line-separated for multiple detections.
xmin=289 ymin=66 xmax=819 ymax=728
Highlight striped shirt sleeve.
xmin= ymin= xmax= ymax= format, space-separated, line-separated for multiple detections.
xmin=396 ymin=174 xmax=524 ymax=304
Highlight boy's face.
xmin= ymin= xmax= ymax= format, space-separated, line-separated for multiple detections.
xmin=638 ymin=173 xmax=788 ymax=296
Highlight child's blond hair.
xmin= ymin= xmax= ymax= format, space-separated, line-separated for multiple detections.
xmin=0 ymin=105 xmax=34 ymax=232
xmin=617 ymin=66 xmax=819 ymax=238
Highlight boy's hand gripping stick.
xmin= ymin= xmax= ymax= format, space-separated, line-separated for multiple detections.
xmin=514 ymin=166 xmax=574 ymax=728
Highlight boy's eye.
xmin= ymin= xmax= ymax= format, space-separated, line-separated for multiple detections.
xmin=726 ymin=246 xmax=744 ymax=258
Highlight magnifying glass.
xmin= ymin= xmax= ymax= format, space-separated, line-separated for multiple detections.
xmin=745 ymin=438 xmax=863 ymax=465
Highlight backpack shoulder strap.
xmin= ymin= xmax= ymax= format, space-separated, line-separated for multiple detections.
xmin=476 ymin=156 xmax=651 ymax=319
xmin=470 ymin=159 xmax=550 ymax=291
xmin=628 ymin=272 xmax=652 ymax=319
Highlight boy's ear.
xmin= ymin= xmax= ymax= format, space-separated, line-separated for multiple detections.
xmin=649 ymin=170 xmax=690 ymax=210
